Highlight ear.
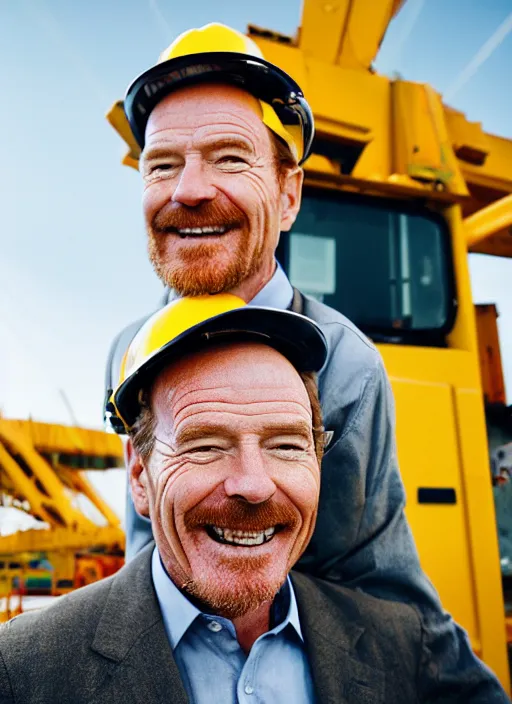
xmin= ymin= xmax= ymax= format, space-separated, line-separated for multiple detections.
xmin=126 ymin=438 xmax=150 ymax=518
xmin=279 ymin=166 xmax=304 ymax=232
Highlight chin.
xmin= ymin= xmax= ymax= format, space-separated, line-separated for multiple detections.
xmin=183 ymin=564 xmax=287 ymax=619
xmin=159 ymin=259 xmax=248 ymax=296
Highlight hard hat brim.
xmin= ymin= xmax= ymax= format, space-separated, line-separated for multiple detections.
xmin=112 ymin=306 xmax=327 ymax=432
xmin=124 ymin=51 xmax=314 ymax=164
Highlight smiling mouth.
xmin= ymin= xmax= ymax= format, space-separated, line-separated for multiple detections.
xmin=162 ymin=225 xmax=234 ymax=238
xmin=206 ymin=525 xmax=278 ymax=547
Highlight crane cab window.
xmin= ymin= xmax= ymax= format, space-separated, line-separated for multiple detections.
xmin=277 ymin=191 xmax=455 ymax=345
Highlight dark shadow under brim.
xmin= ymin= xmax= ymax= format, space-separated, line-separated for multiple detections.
xmin=124 ymin=51 xmax=314 ymax=163
xmin=114 ymin=306 xmax=327 ymax=429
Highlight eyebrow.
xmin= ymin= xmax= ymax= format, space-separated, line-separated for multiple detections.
xmin=175 ymin=420 xmax=313 ymax=445
xmin=141 ymin=136 xmax=254 ymax=163
xmin=203 ymin=137 xmax=254 ymax=153
xmin=140 ymin=144 xmax=180 ymax=164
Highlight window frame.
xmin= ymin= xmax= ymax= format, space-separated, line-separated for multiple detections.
xmin=276 ymin=187 xmax=458 ymax=347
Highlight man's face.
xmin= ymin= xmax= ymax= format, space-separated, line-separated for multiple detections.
xmin=130 ymin=343 xmax=320 ymax=618
xmin=139 ymin=83 xmax=302 ymax=296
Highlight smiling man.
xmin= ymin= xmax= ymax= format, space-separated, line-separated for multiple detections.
xmin=103 ymin=23 xmax=509 ymax=701
xmin=139 ymin=82 xmax=301 ymax=302
xmin=0 ymin=296 xmax=490 ymax=703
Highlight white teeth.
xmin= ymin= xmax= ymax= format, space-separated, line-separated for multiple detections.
xmin=177 ymin=226 xmax=227 ymax=235
xmin=210 ymin=526 xmax=276 ymax=546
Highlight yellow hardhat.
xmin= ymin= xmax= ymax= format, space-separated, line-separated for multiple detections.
xmin=123 ymin=23 xmax=314 ymax=164
xmin=105 ymin=294 xmax=327 ymax=434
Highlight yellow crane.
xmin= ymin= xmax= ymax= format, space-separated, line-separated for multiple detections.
xmin=0 ymin=418 xmax=124 ymax=617
xmin=106 ymin=0 xmax=512 ymax=691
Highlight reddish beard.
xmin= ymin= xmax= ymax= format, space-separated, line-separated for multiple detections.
xmin=148 ymin=199 xmax=264 ymax=295
xmin=181 ymin=497 xmax=300 ymax=619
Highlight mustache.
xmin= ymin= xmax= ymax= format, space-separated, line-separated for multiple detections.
xmin=152 ymin=201 xmax=245 ymax=233
xmin=184 ymin=498 xmax=299 ymax=533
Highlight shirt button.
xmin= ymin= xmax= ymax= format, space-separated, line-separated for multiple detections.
xmin=207 ymin=620 xmax=222 ymax=632
xmin=244 ymin=685 xmax=254 ymax=695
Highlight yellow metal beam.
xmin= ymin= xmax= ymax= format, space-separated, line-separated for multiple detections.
xmin=1 ymin=419 xmax=123 ymax=462
xmin=465 ymin=194 xmax=512 ymax=248
xmin=0 ymin=525 xmax=124 ymax=555
xmin=0 ymin=422 xmax=93 ymax=529
xmin=299 ymin=0 xmax=406 ymax=68
xmin=56 ymin=467 xmax=121 ymax=528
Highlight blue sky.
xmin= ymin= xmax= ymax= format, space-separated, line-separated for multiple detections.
xmin=1 ymin=0 xmax=511 ymax=492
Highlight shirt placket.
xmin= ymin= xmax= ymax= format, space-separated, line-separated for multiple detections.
xmin=236 ymin=635 xmax=265 ymax=703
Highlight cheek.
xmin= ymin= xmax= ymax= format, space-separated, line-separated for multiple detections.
xmin=142 ymin=182 xmax=168 ymax=223
xmin=156 ymin=463 xmax=224 ymax=528
xmin=284 ymin=463 xmax=320 ymax=559
xmin=280 ymin=462 xmax=320 ymax=517
xmin=221 ymin=171 xmax=280 ymax=224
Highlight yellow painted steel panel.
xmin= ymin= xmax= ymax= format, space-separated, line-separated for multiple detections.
xmin=391 ymin=82 xmax=468 ymax=195
xmin=306 ymin=63 xmax=392 ymax=179
xmin=299 ymin=0 xmax=352 ymax=65
xmin=380 ymin=341 xmax=510 ymax=691
xmin=299 ymin=0 xmax=405 ymax=69
xmin=391 ymin=377 xmax=478 ymax=641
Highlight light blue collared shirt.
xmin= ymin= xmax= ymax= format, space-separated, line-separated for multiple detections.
xmin=151 ymin=548 xmax=316 ymax=704
xmin=249 ymin=260 xmax=293 ymax=310
xmin=167 ymin=260 xmax=294 ymax=311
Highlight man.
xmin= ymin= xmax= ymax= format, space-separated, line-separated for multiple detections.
xmin=104 ymin=24 xmax=508 ymax=697
xmin=0 ymin=296 xmax=500 ymax=702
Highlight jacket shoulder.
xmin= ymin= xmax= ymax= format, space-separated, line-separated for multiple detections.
xmin=0 ymin=574 xmax=112 ymax=645
xmin=301 ymin=295 xmax=378 ymax=357
xmin=292 ymin=571 xmax=422 ymax=700
xmin=0 ymin=576 xmax=114 ymax=701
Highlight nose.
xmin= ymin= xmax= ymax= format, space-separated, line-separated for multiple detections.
xmin=223 ymin=445 xmax=277 ymax=505
xmin=172 ymin=158 xmax=216 ymax=207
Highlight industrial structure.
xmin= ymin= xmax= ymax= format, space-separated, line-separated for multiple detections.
xmin=1 ymin=0 xmax=511 ymax=693
xmin=0 ymin=419 xmax=124 ymax=620
xmin=107 ymin=0 xmax=512 ymax=690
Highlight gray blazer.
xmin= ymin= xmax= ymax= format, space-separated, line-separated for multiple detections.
xmin=0 ymin=544 xmax=431 ymax=704
xmin=104 ymin=292 xmax=509 ymax=700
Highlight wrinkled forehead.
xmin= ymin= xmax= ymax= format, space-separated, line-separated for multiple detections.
xmin=149 ymin=342 xmax=312 ymax=421
xmin=144 ymin=82 xmax=268 ymax=143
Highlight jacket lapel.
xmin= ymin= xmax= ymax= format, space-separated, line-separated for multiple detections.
xmin=90 ymin=545 xmax=188 ymax=704
xmin=291 ymin=572 xmax=384 ymax=704
xmin=87 ymin=548 xmax=384 ymax=703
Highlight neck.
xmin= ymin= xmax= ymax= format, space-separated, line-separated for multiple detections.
xmin=232 ymin=601 xmax=272 ymax=654
xmin=229 ymin=257 xmax=276 ymax=303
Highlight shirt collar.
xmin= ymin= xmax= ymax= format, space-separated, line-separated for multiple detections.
xmin=151 ymin=547 xmax=303 ymax=649
xmin=165 ymin=260 xmax=293 ymax=311
xmin=248 ymin=260 xmax=293 ymax=310
xmin=152 ymin=548 xmax=200 ymax=649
